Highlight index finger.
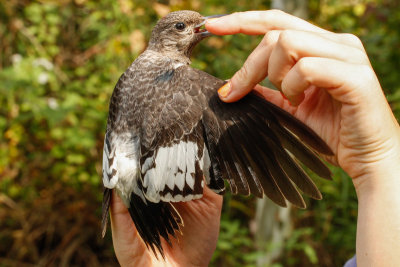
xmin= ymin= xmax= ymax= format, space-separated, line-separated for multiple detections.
xmin=205 ymin=10 xmax=329 ymax=35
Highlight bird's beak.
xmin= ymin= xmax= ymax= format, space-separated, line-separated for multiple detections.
xmin=194 ymin=14 xmax=227 ymax=38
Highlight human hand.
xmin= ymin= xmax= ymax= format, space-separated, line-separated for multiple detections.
xmin=110 ymin=187 xmax=222 ymax=267
xmin=206 ymin=10 xmax=400 ymax=181
xmin=206 ymin=10 xmax=400 ymax=266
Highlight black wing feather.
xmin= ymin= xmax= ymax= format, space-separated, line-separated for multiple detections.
xmin=190 ymin=67 xmax=332 ymax=206
xmin=235 ymin=115 xmax=305 ymax=207
xmin=251 ymin=94 xmax=334 ymax=155
xmin=245 ymin=112 xmax=323 ymax=199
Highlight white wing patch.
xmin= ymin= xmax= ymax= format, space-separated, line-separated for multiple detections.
xmin=142 ymin=141 xmax=206 ymax=203
xmin=102 ymin=132 xmax=144 ymax=207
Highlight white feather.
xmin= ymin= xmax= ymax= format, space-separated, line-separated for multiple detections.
xmin=160 ymin=193 xmax=203 ymax=202
xmin=174 ymin=194 xmax=183 ymax=202
xmin=175 ymin=171 xmax=185 ymax=191
xmin=172 ymin=62 xmax=185 ymax=69
xmin=154 ymin=146 xmax=169 ymax=190
xmin=176 ymin=141 xmax=186 ymax=172
xmin=142 ymin=141 xmax=201 ymax=203
xmin=102 ymin=132 xmax=143 ymax=207
xmin=143 ymin=168 xmax=160 ymax=203
xmin=186 ymin=141 xmax=196 ymax=174
xmin=165 ymin=145 xmax=177 ymax=190
xmin=201 ymin=145 xmax=211 ymax=184
xmin=185 ymin=173 xmax=195 ymax=190
xmin=142 ymin=157 xmax=154 ymax=173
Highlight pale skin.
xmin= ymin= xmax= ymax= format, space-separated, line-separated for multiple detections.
xmin=111 ymin=10 xmax=400 ymax=266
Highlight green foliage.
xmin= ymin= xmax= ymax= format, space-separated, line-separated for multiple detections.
xmin=310 ymin=0 xmax=400 ymax=116
xmin=0 ymin=0 xmax=399 ymax=266
xmin=212 ymin=216 xmax=260 ymax=266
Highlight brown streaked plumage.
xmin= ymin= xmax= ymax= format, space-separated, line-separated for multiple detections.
xmin=101 ymin=10 xmax=333 ymax=258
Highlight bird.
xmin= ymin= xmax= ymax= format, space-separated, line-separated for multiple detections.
xmin=101 ymin=10 xmax=333 ymax=258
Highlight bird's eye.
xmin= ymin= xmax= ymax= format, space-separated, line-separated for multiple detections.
xmin=175 ymin=22 xmax=186 ymax=30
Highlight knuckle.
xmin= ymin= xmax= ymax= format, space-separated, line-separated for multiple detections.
xmin=268 ymin=68 xmax=281 ymax=86
xmin=357 ymin=64 xmax=371 ymax=76
xmin=268 ymin=9 xmax=286 ymax=18
xmin=233 ymin=12 xmax=244 ymax=28
xmin=358 ymin=65 xmax=375 ymax=83
xmin=353 ymin=65 xmax=378 ymax=97
xmin=296 ymin=57 xmax=312 ymax=76
xmin=277 ymin=30 xmax=296 ymax=50
xmin=233 ymin=11 xmax=243 ymax=21
xmin=263 ymin=30 xmax=280 ymax=46
xmin=353 ymin=49 xmax=370 ymax=64
xmin=341 ymin=33 xmax=363 ymax=48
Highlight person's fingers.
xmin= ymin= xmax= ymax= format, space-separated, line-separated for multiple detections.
xmin=268 ymin=30 xmax=370 ymax=92
xmin=206 ymin=10 xmax=328 ymax=35
xmin=280 ymin=57 xmax=378 ymax=105
xmin=218 ymin=30 xmax=280 ymax=102
xmin=218 ymin=29 xmax=369 ymax=103
xmin=253 ymin=84 xmax=288 ymax=108
xmin=328 ymin=32 xmax=366 ymax=51
xmin=208 ymin=10 xmax=370 ymax=103
xmin=206 ymin=10 xmax=365 ymax=52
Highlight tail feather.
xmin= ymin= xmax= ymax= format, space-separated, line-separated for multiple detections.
xmin=128 ymin=193 xmax=182 ymax=259
xmin=101 ymin=187 xmax=112 ymax=238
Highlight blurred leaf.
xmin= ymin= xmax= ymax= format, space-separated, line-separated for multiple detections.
xmin=1 ymin=0 xmax=399 ymax=266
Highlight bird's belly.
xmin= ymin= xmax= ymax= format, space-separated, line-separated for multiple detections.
xmin=113 ymin=140 xmax=143 ymax=207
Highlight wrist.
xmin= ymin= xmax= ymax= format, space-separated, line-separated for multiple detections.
xmin=351 ymin=144 xmax=400 ymax=266
xmin=349 ymin=121 xmax=400 ymax=192
xmin=352 ymin=146 xmax=400 ymax=198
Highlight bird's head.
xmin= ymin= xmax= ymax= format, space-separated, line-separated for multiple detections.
xmin=147 ymin=10 xmax=222 ymax=61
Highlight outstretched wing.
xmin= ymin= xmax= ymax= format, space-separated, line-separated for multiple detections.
xmin=187 ymin=66 xmax=333 ymax=208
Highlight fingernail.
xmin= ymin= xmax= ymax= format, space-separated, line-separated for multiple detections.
xmin=218 ymin=82 xmax=231 ymax=98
